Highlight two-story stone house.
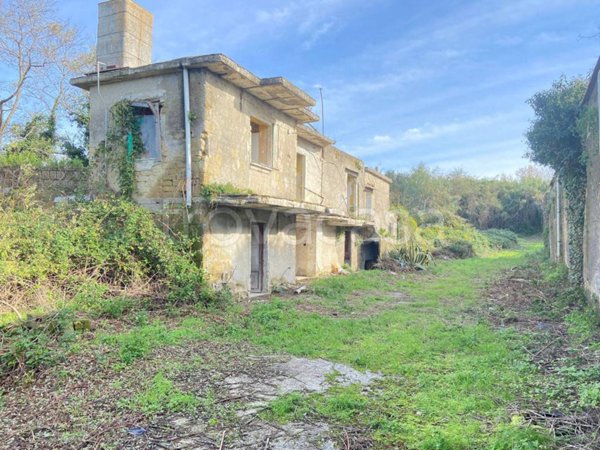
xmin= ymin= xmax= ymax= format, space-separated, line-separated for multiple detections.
xmin=72 ymin=0 xmax=396 ymax=294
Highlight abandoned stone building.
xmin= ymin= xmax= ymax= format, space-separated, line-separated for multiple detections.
xmin=72 ymin=0 xmax=396 ymax=294
xmin=547 ymin=56 xmax=600 ymax=306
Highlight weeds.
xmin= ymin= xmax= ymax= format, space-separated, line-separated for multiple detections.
xmin=101 ymin=317 xmax=206 ymax=364
xmin=0 ymin=310 xmax=75 ymax=376
xmin=122 ymin=372 xmax=198 ymax=415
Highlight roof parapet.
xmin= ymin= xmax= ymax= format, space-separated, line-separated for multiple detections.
xmin=365 ymin=167 xmax=392 ymax=184
xmin=297 ymin=124 xmax=335 ymax=147
xmin=71 ymin=53 xmax=318 ymax=123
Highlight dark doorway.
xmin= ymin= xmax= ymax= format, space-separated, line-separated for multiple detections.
xmin=251 ymin=223 xmax=265 ymax=292
xmin=362 ymin=240 xmax=380 ymax=270
xmin=344 ymin=230 xmax=352 ymax=266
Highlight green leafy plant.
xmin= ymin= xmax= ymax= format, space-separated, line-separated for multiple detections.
xmin=0 ymin=310 xmax=74 ymax=376
xmin=579 ymin=382 xmax=600 ymax=408
xmin=386 ymin=240 xmax=433 ymax=269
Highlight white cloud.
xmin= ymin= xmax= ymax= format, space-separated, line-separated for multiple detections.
xmin=372 ymin=135 xmax=391 ymax=143
xmin=256 ymin=7 xmax=292 ymax=24
xmin=302 ymin=20 xmax=337 ymax=50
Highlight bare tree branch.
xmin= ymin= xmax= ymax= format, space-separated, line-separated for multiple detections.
xmin=0 ymin=0 xmax=87 ymax=146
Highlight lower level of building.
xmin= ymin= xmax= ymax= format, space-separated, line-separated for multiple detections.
xmin=200 ymin=206 xmax=384 ymax=294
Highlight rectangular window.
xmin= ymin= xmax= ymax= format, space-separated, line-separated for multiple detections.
xmin=365 ymin=188 xmax=373 ymax=212
xmin=250 ymin=118 xmax=272 ymax=167
xmin=346 ymin=172 xmax=358 ymax=214
xmin=132 ymin=101 xmax=161 ymax=159
xmin=296 ymin=153 xmax=306 ymax=201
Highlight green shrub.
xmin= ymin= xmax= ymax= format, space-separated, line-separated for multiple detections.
xmin=393 ymin=206 xmax=419 ymax=243
xmin=385 ymin=240 xmax=433 ymax=269
xmin=0 ymin=199 xmax=210 ymax=374
xmin=0 ymin=198 xmax=207 ymax=305
xmin=419 ymin=218 xmax=490 ymax=258
xmin=445 ymin=240 xmax=475 ymax=259
xmin=483 ymin=229 xmax=519 ymax=249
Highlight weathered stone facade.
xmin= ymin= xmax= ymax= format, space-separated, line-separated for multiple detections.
xmin=72 ymin=0 xmax=395 ymax=293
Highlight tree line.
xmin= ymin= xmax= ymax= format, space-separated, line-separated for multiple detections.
xmin=386 ymin=164 xmax=549 ymax=235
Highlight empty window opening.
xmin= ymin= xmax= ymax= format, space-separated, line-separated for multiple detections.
xmin=251 ymin=118 xmax=272 ymax=167
xmin=365 ymin=188 xmax=373 ymax=213
xmin=346 ymin=172 xmax=358 ymax=214
xmin=296 ymin=153 xmax=306 ymax=201
xmin=132 ymin=101 xmax=161 ymax=159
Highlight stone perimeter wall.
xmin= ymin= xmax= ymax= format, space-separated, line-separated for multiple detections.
xmin=0 ymin=167 xmax=87 ymax=203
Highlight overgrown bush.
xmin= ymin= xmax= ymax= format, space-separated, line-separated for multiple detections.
xmin=0 ymin=198 xmax=209 ymax=376
xmin=419 ymin=218 xmax=491 ymax=257
xmin=444 ymin=240 xmax=475 ymax=259
xmin=483 ymin=228 xmax=519 ymax=249
xmin=0 ymin=198 xmax=208 ymax=316
xmin=0 ymin=310 xmax=75 ymax=375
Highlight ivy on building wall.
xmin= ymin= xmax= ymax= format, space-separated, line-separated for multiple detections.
xmin=563 ymin=173 xmax=586 ymax=284
xmin=96 ymin=100 xmax=145 ymax=199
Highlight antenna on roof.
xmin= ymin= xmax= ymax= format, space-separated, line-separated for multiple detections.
xmin=318 ymin=86 xmax=325 ymax=136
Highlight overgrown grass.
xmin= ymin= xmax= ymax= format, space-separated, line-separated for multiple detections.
xmin=99 ymin=317 xmax=207 ymax=365
xmin=120 ymin=372 xmax=198 ymax=415
xmin=219 ymin=242 xmax=551 ymax=448
xmin=1 ymin=235 xmax=566 ymax=448
xmin=0 ymin=198 xmax=210 ymax=377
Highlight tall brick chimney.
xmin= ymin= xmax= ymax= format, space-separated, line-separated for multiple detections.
xmin=96 ymin=0 xmax=153 ymax=69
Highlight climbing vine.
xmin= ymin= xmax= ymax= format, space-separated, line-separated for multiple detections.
xmin=563 ymin=172 xmax=586 ymax=284
xmin=97 ymin=100 xmax=146 ymax=199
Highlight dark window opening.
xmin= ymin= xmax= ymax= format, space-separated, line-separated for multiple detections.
xmin=132 ymin=101 xmax=161 ymax=159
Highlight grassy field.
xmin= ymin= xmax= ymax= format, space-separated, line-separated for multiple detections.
xmin=2 ymin=238 xmax=599 ymax=449
xmin=224 ymin=242 xmax=548 ymax=449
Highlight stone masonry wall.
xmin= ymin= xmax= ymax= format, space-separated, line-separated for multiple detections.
xmin=0 ymin=167 xmax=87 ymax=203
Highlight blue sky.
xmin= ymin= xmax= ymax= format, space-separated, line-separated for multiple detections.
xmin=59 ymin=0 xmax=600 ymax=176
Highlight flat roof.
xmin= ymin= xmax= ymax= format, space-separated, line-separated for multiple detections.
xmin=71 ymin=53 xmax=319 ymax=123
xmin=365 ymin=167 xmax=392 ymax=184
xmin=583 ymin=56 xmax=600 ymax=106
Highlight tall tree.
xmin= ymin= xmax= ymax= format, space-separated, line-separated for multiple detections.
xmin=0 ymin=0 xmax=82 ymax=146
xmin=525 ymin=76 xmax=588 ymax=282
